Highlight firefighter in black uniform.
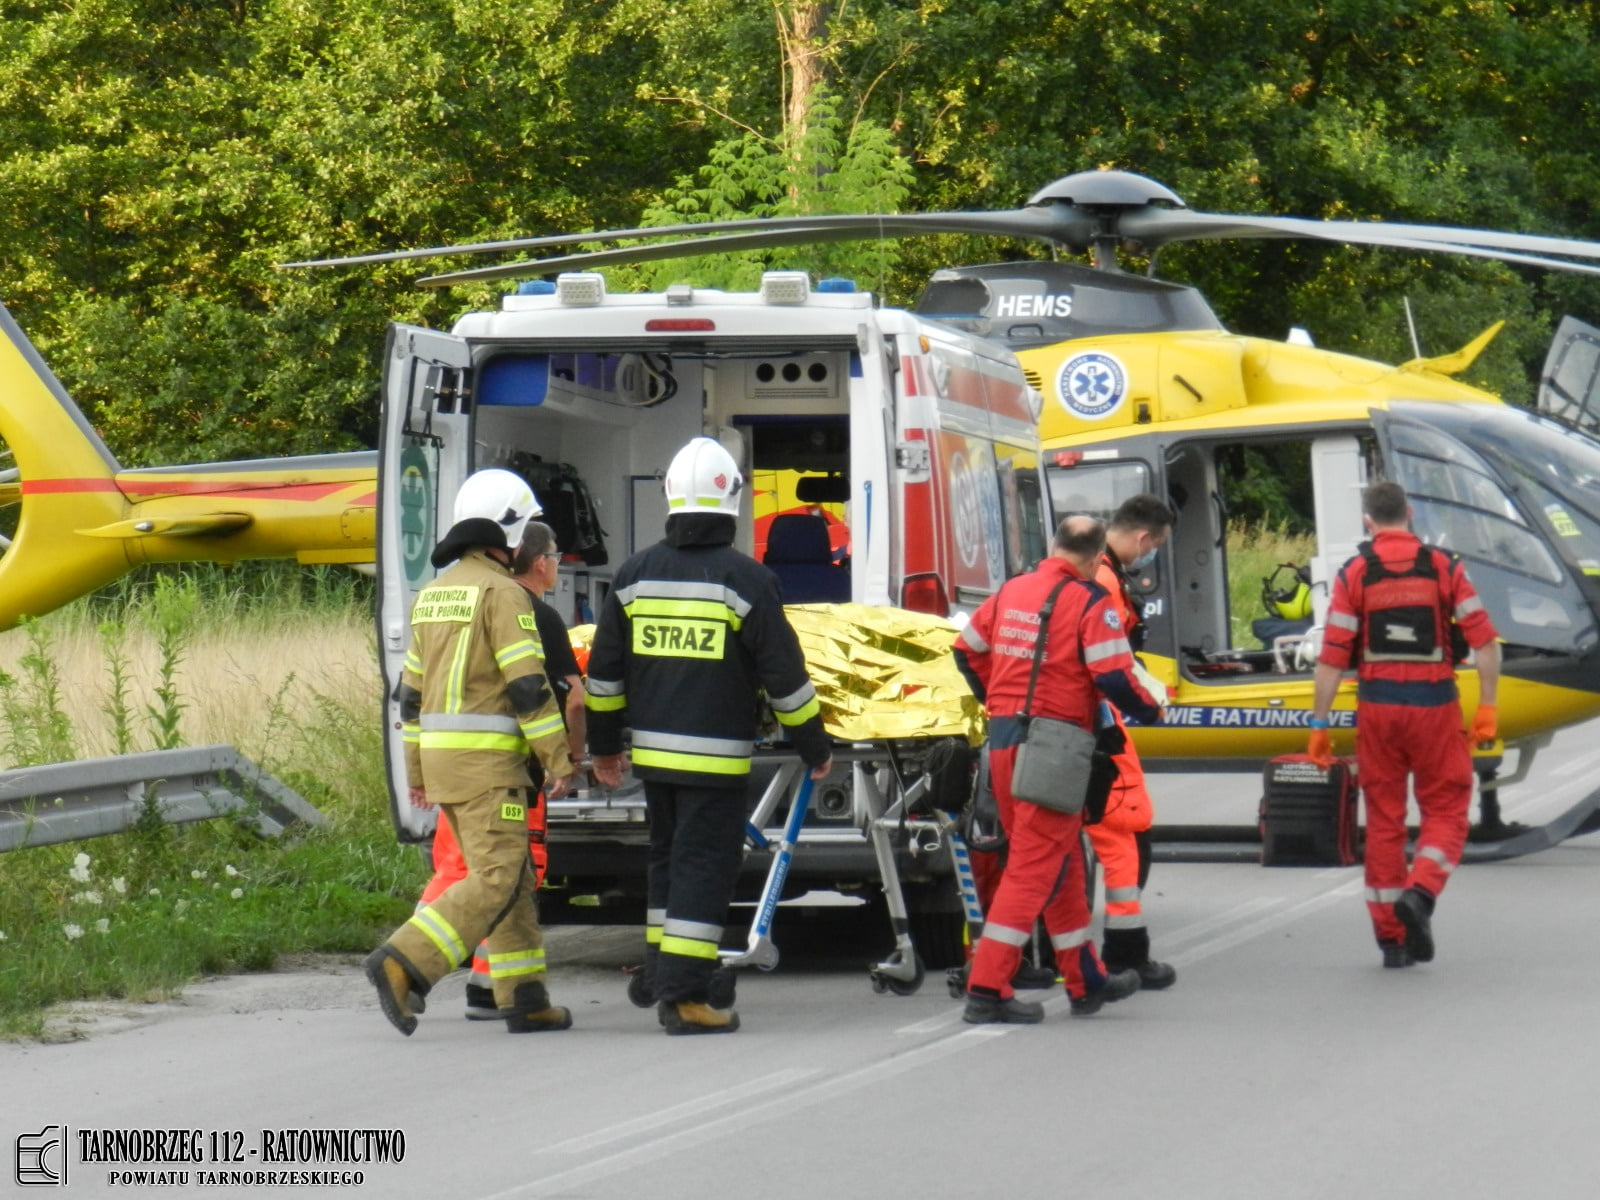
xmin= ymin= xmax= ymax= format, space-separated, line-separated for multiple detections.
xmin=588 ymin=436 xmax=832 ymax=1034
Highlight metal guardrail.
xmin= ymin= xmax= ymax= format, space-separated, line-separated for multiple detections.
xmin=0 ymin=745 xmax=324 ymax=852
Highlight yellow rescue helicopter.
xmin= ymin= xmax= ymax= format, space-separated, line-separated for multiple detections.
xmin=6 ymin=171 xmax=1599 ymax=855
xmin=289 ymin=168 xmax=1600 ymax=855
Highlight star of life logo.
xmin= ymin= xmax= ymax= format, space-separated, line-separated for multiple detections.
xmin=1056 ymin=351 xmax=1128 ymax=421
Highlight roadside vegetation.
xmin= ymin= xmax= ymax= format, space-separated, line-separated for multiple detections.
xmin=0 ymin=564 xmax=419 ymax=1040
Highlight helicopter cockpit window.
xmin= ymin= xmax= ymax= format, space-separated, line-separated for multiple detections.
xmin=1043 ymin=460 xmax=1151 ymax=521
xmin=1384 ymin=403 xmax=1599 ymax=654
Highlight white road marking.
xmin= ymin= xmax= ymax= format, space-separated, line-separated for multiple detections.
xmin=1169 ymin=878 xmax=1363 ymax=967
xmin=536 ymin=1066 xmax=820 ymax=1157
xmin=1160 ymin=895 xmax=1285 ymax=952
xmin=482 ymin=1027 xmax=1005 ymax=1198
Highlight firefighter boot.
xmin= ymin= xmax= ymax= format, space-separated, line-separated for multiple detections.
xmin=1102 ymin=927 xmax=1177 ymax=991
xmin=660 ymin=999 xmax=741 ymax=1035
xmin=464 ymin=983 xmax=500 ymax=1020
xmin=504 ymin=981 xmax=573 ymax=1033
xmin=962 ymin=988 xmax=1045 ymax=1025
xmin=363 ymin=947 xmax=429 ymax=1037
xmin=1394 ymin=887 xmax=1436 ymax=963
xmin=1068 ymin=967 xmax=1142 ymax=1017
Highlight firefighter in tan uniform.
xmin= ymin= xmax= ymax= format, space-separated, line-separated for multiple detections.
xmin=365 ymin=468 xmax=576 ymax=1036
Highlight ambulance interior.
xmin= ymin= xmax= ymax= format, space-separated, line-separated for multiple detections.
xmin=467 ymin=344 xmax=862 ymax=625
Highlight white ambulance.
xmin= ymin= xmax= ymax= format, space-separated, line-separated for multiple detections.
xmin=376 ymin=271 xmax=1044 ymax=949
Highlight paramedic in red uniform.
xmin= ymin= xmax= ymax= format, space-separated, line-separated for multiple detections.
xmin=1308 ymin=481 xmax=1500 ymax=968
xmin=1090 ymin=494 xmax=1178 ymax=990
xmin=953 ymin=515 xmax=1165 ymax=1024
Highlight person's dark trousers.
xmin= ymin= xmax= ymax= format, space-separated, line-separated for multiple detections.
xmin=646 ymin=779 xmax=749 ymax=1004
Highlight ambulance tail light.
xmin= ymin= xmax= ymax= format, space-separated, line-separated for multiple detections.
xmin=644 ymin=318 xmax=716 ymax=332
xmin=901 ymin=573 xmax=949 ymax=617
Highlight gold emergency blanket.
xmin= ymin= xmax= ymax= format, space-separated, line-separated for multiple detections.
xmin=567 ymin=603 xmax=983 ymax=745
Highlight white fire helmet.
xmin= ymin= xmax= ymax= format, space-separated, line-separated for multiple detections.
xmin=663 ymin=436 xmax=743 ymax=517
xmin=452 ymin=468 xmax=542 ymax=549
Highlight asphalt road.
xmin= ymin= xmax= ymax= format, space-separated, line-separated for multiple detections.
xmin=5 ymin=720 xmax=1600 ymax=1200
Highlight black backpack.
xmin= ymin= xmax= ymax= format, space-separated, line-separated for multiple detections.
xmin=510 ymin=453 xmax=609 ymax=566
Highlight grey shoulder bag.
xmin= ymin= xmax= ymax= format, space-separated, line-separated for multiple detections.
xmin=1008 ymin=576 xmax=1098 ymax=813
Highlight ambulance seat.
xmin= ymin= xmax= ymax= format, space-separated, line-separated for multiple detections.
xmin=764 ymin=513 xmax=850 ymax=603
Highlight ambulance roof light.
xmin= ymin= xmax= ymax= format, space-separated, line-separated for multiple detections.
xmin=516 ymin=280 xmax=556 ymax=295
xmin=556 ymin=273 xmax=606 ymax=306
xmin=817 ymin=277 xmax=857 ymax=293
xmin=760 ymin=271 xmax=810 ymax=306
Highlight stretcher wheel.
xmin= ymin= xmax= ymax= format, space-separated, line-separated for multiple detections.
xmin=626 ymin=969 xmax=655 ymax=1008
xmin=869 ymin=951 xmax=924 ymax=996
xmin=945 ymin=963 xmax=969 ymax=999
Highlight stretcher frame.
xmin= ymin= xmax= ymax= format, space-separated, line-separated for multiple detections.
xmin=715 ymin=738 xmax=979 ymax=996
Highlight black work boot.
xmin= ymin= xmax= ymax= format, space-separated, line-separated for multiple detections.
xmin=1380 ymin=941 xmax=1415 ymax=969
xmin=1010 ymin=961 xmax=1059 ymax=989
xmin=1394 ymin=888 xmax=1436 ymax=963
xmin=1069 ymin=967 xmax=1141 ymax=1017
xmin=464 ymin=982 xmax=500 ymax=1020
xmin=1103 ymin=927 xmax=1177 ymax=991
xmin=363 ymin=947 xmax=429 ymax=1037
xmin=504 ymin=980 xmax=573 ymax=1033
xmin=660 ymin=999 xmax=740 ymax=1035
xmin=962 ymin=988 xmax=1044 ymax=1025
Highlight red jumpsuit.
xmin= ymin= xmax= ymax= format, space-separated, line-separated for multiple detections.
xmin=954 ymin=557 xmax=1161 ymax=1001
xmin=1318 ymin=529 xmax=1497 ymax=946
xmin=1086 ymin=551 xmax=1157 ymax=972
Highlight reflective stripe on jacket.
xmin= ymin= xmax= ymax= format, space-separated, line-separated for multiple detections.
xmin=585 ymin=515 xmax=830 ymax=788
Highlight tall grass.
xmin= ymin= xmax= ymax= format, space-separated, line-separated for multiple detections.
xmin=0 ymin=564 xmax=422 ymax=1039
xmin=1225 ymin=522 xmax=1318 ymax=647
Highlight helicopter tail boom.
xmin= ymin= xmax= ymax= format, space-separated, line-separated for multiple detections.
xmin=0 ymin=300 xmax=377 ymax=629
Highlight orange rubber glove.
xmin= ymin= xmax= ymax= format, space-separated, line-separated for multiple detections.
xmin=1470 ymin=704 xmax=1498 ymax=745
xmin=1306 ymin=726 xmax=1333 ymax=769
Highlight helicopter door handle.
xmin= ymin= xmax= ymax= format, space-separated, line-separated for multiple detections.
xmin=1211 ymin=491 xmax=1227 ymax=548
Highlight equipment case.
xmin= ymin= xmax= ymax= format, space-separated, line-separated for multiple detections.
xmin=1259 ymin=753 xmax=1360 ymax=866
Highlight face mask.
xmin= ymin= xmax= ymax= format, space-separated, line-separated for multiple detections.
xmin=1127 ymin=547 xmax=1158 ymax=571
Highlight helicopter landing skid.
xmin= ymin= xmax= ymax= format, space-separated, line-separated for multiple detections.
xmin=1460 ymin=779 xmax=1600 ymax=863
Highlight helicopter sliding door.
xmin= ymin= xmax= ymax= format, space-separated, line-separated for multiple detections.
xmin=1539 ymin=315 xmax=1600 ymax=439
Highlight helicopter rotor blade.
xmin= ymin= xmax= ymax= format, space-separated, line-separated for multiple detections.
xmin=1119 ymin=208 xmax=1600 ymax=265
xmin=422 ymin=218 xmax=1600 ymax=288
xmin=414 ymin=207 xmax=1093 ymax=287
xmin=281 ymin=207 xmax=1086 ymax=271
